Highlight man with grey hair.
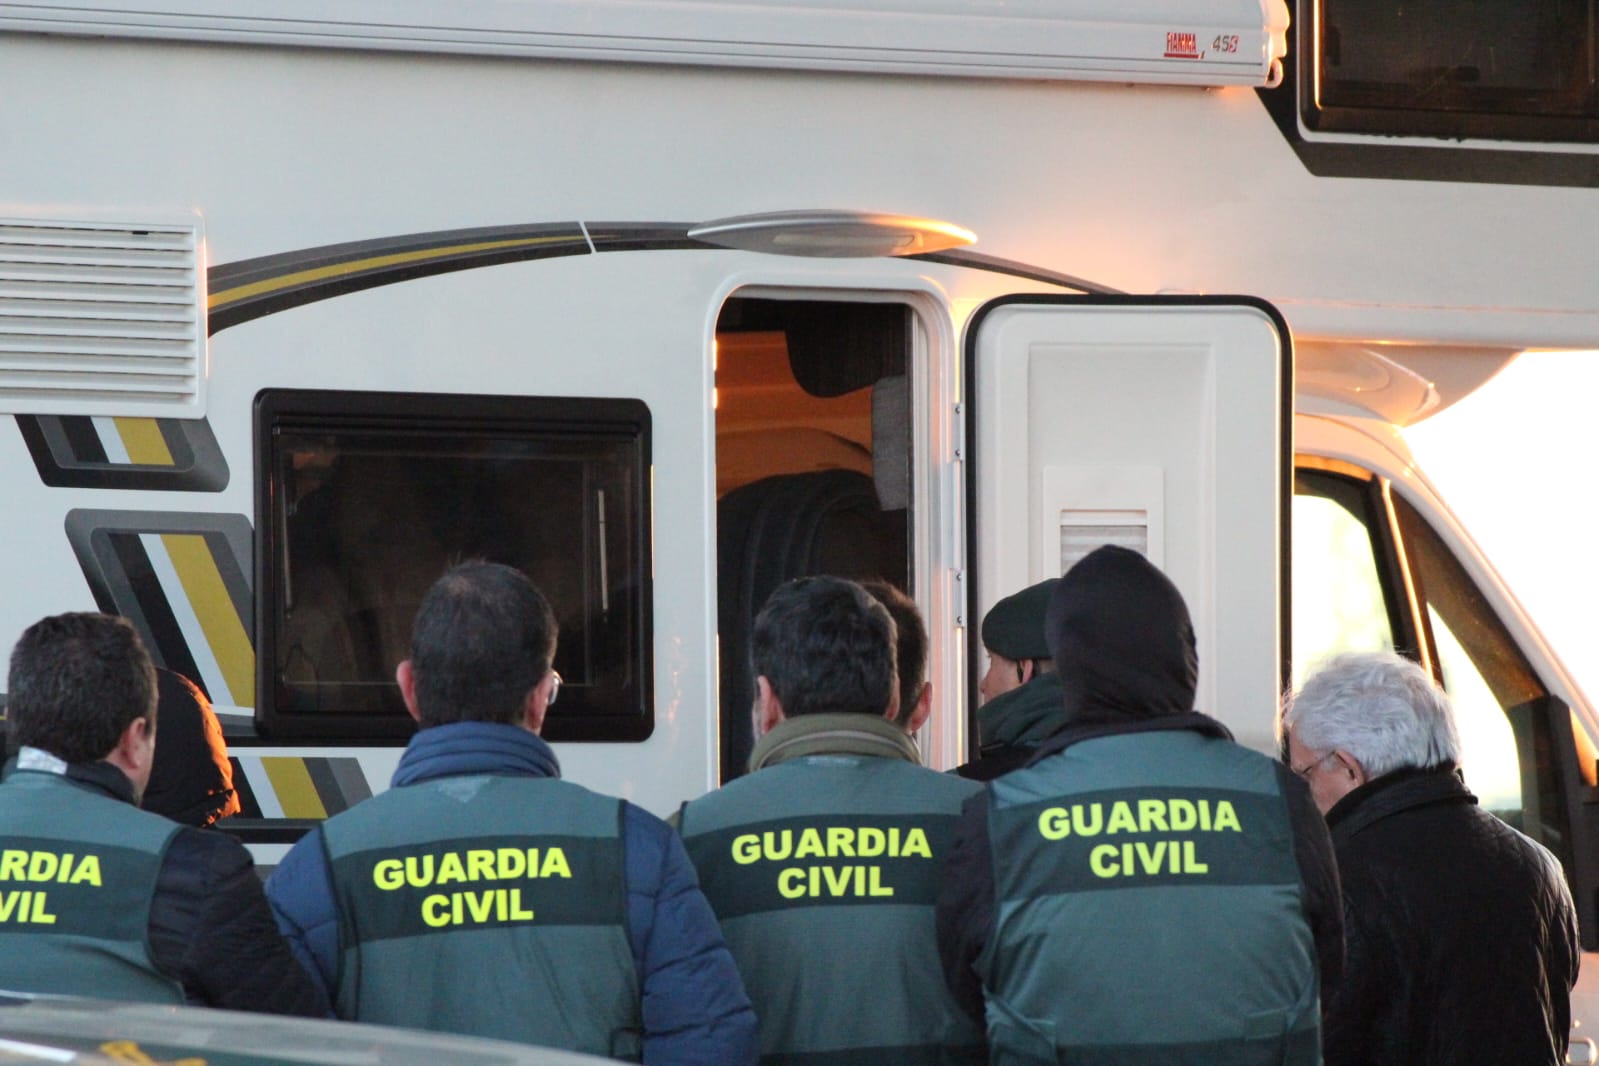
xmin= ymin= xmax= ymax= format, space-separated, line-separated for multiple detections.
xmin=1283 ymin=650 xmax=1578 ymax=1066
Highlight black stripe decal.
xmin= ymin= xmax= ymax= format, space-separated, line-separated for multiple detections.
xmin=106 ymin=532 xmax=208 ymax=694
xmin=61 ymin=417 xmax=108 ymax=464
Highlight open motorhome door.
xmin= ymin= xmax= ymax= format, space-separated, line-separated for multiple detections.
xmin=966 ymin=295 xmax=1291 ymax=755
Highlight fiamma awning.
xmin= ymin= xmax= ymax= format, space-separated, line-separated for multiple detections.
xmin=0 ymin=0 xmax=1290 ymax=88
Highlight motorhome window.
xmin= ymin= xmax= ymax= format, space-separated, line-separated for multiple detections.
xmin=1310 ymin=0 xmax=1599 ymax=142
xmin=1290 ymin=470 xmax=1396 ymax=687
xmin=1390 ymin=491 xmax=1556 ymax=828
xmin=255 ymin=390 xmax=652 ymax=742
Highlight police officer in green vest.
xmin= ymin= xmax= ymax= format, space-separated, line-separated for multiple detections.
xmin=936 ymin=546 xmax=1343 ymax=1065
xmin=265 ymin=561 xmax=758 ymax=1062
xmin=678 ymin=576 xmax=987 ymax=1065
xmin=0 ymin=612 xmax=328 ymax=1015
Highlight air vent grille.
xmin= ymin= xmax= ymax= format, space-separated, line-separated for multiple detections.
xmin=0 ymin=217 xmax=205 ymax=417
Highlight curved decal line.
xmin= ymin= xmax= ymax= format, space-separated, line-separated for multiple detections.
xmin=207 ymin=222 xmax=711 ymax=334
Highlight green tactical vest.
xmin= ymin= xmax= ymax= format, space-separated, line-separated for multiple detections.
xmin=321 ymin=775 xmax=640 ymax=1059
xmin=680 ymin=755 xmax=987 ymax=1065
xmin=0 ymin=770 xmax=183 ymax=1004
xmin=982 ymin=729 xmax=1320 ymax=1066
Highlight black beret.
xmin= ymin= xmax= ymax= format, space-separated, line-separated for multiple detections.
xmin=980 ymin=578 xmax=1059 ymax=661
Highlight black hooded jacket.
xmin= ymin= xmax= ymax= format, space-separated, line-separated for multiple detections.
xmin=937 ymin=546 xmax=1342 ymax=1025
xmin=1322 ymin=765 xmax=1578 ymax=1065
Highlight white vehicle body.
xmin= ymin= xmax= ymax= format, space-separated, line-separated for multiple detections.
xmin=2 ymin=0 xmax=1598 ymax=1054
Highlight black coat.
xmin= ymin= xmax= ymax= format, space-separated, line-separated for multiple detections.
xmin=1323 ymin=765 xmax=1579 ymax=1066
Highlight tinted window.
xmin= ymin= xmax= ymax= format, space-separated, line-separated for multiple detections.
xmin=256 ymin=390 xmax=652 ymax=742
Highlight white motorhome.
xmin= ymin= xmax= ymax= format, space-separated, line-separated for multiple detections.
xmin=3 ymin=0 xmax=1599 ymax=1052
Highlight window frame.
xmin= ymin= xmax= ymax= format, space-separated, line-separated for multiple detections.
xmin=253 ymin=387 xmax=654 ymax=743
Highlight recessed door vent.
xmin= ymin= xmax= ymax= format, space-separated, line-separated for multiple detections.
xmin=0 ymin=216 xmax=206 ymax=418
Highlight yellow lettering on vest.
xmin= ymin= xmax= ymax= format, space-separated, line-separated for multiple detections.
xmin=1073 ymin=804 xmax=1103 ymax=836
xmin=463 ymin=890 xmax=494 ymax=923
xmin=1137 ymin=800 xmax=1169 ymax=833
xmin=372 ymin=859 xmax=404 ymax=890
xmin=511 ymin=888 xmax=534 ymax=920
xmin=826 ymin=827 xmax=855 ymax=857
xmin=467 ymin=850 xmax=494 ymax=882
xmin=0 ymin=891 xmax=24 ymax=921
xmin=29 ymin=892 xmax=54 ymax=924
xmin=1184 ymin=840 xmax=1209 ymax=873
xmin=732 ymin=835 xmax=761 ymax=864
xmin=857 ymin=827 xmax=885 ymax=857
xmin=900 ymin=828 xmax=931 ymax=859
xmin=25 ymin=852 xmax=57 ymax=882
xmin=1169 ymin=799 xmax=1197 ymax=831
xmin=777 ymin=868 xmax=807 ymax=898
xmin=539 ymin=848 xmax=572 ymax=878
xmin=869 ymin=866 xmax=894 ymax=897
xmin=764 ymin=830 xmax=794 ymax=861
xmin=1135 ymin=841 xmax=1166 ymax=875
xmin=421 ymin=894 xmax=450 ymax=927
xmin=795 ymin=828 xmax=825 ymax=859
xmin=1198 ymin=800 xmax=1212 ymax=831
xmin=1089 ymin=844 xmax=1119 ymax=878
xmin=436 ymin=852 xmax=466 ymax=885
xmin=0 ymin=852 xmax=23 ymax=881
xmin=1107 ymin=802 xmax=1138 ymax=834
xmin=1212 ymin=801 xmax=1241 ymax=832
xmin=405 ymin=855 xmax=435 ymax=888
xmin=1038 ymin=807 xmax=1069 ymax=840
xmin=497 ymin=848 xmax=526 ymax=879
xmin=68 ymin=854 xmax=101 ymax=887
xmin=819 ymin=865 xmax=850 ymax=895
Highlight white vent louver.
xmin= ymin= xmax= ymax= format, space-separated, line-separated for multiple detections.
xmin=0 ymin=216 xmax=205 ymax=418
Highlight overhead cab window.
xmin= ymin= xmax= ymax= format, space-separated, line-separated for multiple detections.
xmin=255 ymin=390 xmax=652 ymax=742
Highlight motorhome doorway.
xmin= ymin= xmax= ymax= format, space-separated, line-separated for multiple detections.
xmin=713 ymin=293 xmax=919 ymax=781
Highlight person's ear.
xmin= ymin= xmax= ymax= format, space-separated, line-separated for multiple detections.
xmin=109 ymin=714 xmax=156 ymax=805
xmin=754 ymin=676 xmax=785 ymax=738
xmin=1332 ymin=749 xmax=1369 ymax=787
xmin=523 ymin=671 xmax=558 ymax=735
xmin=905 ymin=682 xmax=934 ymax=735
xmin=1018 ymin=659 xmax=1035 ymax=685
xmin=395 ymin=660 xmax=423 ymax=723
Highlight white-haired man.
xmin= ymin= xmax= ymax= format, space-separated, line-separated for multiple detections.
xmin=1282 ymin=650 xmax=1579 ymax=1066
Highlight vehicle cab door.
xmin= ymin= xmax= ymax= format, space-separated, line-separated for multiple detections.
xmin=964 ymin=295 xmax=1292 ymax=755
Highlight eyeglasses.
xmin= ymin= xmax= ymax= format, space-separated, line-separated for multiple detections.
xmin=547 ymin=671 xmax=563 ymax=707
xmin=1291 ymin=750 xmax=1337 ymax=780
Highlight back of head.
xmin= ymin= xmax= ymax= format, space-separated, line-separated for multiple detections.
xmin=1283 ymin=650 xmax=1460 ymax=778
xmin=144 ymin=669 xmax=240 ymax=827
xmin=752 ymin=576 xmax=897 ymax=718
xmin=6 ymin=612 xmax=156 ymax=763
xmin=981 ymin=578 xmax=1058 ymax=664
xmin=1045 ymin=546 xmax=1197 ymax=723
xmin=861 ymin=580 xmax=926 ymax=727
xmin=409 ymin=561 xmax=557 ymax=728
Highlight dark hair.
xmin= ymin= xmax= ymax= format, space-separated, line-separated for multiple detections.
xmin=861 ymin=580 xmax=926 ymax=726
xmin=409 ymin=561 xmax=557 ymax=728
xmin=751 ymin=576 xmax=897 ymax=718
xmin=7 ymin=612 xmax=157 ymax=763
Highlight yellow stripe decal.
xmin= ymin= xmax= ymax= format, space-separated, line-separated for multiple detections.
xmin=112 ymin=417 xmax=174 ymax=466
xmin=160 ymin=533 xmax=254 ymax=707
xmin=208 ymin=235 xmax=581 ymax=309
xmin=261 ymin=757 xmax=329 ymax=820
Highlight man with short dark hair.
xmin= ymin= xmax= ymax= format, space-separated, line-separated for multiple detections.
xmin=938 ymin=546 xmax=1341 ymax=1064
xmin=956 ymin=577 xmax=1065 ymax=780
xmin=0 ymin=612 xmax=327 ymax=1015
xmin=677 ymin=576 xmax=986 ymax=1064
xmin=265 ymin=562 xmax=757 ymax=1062
xmin=1283 ymin=650 xmax=1578 ymax=1065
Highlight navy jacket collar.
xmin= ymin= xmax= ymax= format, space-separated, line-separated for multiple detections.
xmin=391 ymin=721 xmax=561 ymax=788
